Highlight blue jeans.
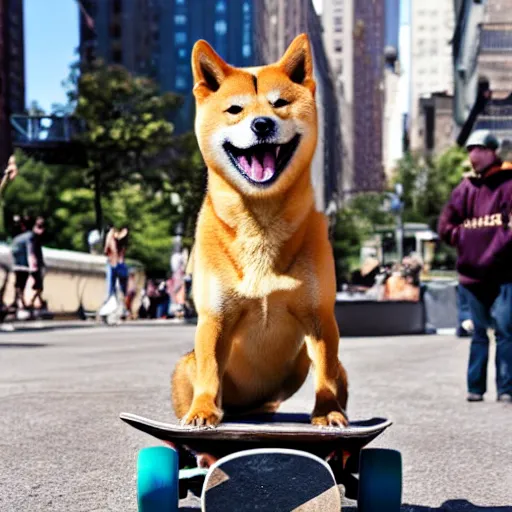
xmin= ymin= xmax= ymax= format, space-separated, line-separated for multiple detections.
xmin=106 ymin=263 xmax=128 ymax=298
xmin=459 ymin=284 xmax=512 ymax=396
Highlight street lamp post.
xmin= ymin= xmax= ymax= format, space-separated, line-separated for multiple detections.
xmin=391 ymin=183 xmax=404 ymax=262
xmin=388 ymin=183 xmax=404 ymax=261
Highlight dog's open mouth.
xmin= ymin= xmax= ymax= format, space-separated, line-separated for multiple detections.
xmin=223 ymin=135 xmax=300 ymax=185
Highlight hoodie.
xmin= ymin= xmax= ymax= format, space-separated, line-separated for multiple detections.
xmin=438 ymin=160 xmax=512 ymax=285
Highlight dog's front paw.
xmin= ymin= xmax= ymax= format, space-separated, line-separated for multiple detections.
xmin=182 ymin=396 xmax=223 ymax=427
xmin=311 ymin=410 xmax=348 ymax=427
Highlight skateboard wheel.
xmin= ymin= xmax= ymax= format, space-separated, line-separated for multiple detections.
xmin=137 ymin=446 xmax=179 ymax=512
xmin=358 ymin=448 xmax=402 ymax=512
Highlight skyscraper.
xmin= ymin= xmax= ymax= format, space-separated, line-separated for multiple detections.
xmin=78 ymin=0 xmax=256 ymax=132
xmin=0 ymin=0 xmax=24 ymax=166
xmin=321 ymin=0 xmax=343 ymax=80
xmin=348 ymin=0 xmax=386 ymax=192
xmin=409 ymin=0 xmax=454 ymax=151
xmin=254 ymin=0 xmax=343 ymax=211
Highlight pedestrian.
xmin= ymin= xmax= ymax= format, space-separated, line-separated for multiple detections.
xmin=438 ymin=130 xmax=512 ymax=403
xmin=0 ymin=154 xmax=18 ymax=194
xmin=103 ymin=225 xmax=129 ymax=302
xmin=11 ymin=215 xmax=47 ymax=311
xmin=28 ymin=216 xmax=47 ymax=310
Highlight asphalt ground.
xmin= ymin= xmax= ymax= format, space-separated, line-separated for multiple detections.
xmin=0 ymin=325 xmax=510 ymax=511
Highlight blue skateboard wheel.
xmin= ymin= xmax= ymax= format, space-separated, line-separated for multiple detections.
xmin=137 ymin=446 xmax=179 ymax=512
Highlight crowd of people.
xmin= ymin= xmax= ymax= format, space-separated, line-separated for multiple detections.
xmin=100 ymin=225 xmax=194 ymax=321
xmin=344 ymin=252 xmax=424 ymax=302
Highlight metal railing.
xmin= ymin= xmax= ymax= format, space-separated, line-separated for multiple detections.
xmin=10 ymin=115 xmax=85 ymax=144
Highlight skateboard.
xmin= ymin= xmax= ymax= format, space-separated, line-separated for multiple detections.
xmin=121 ymin=412 xmax=402 ymax=512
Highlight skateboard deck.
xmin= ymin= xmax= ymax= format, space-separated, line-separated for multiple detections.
xmin=120 ymin=412 xmax=392 ymax=460
xmin=202 ymin=448 xmax=341 ymax=512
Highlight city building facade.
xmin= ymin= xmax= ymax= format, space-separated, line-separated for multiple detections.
xmin=409 ymin=0 xmax=455 ymax=152
xmin=254 ymin=0 xmax=343 ymax=212
xmin=79 ymin=0 xmax=256 ymax=132
xmin=0 ymin=0 xmax=24 ymax=167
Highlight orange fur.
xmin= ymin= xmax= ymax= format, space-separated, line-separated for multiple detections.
xmin=171 ymin=34 xmax=348 ymax=427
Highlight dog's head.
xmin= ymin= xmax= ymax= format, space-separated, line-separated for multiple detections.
xmin=192 ymin=34 xmax=317 ymax=197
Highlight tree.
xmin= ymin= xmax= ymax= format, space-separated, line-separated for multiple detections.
xmin=331 ymin=192 xmax=394 ymax=285
xmin=67 ymin=60 xmax=184 ymax=229
xmin=392 ymin=146 xmax=468 ymax=229
xmin=2 ymin=150 xmax=87 ymax=239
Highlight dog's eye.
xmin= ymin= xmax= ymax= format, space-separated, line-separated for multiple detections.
xmin=272 ymin=99 xmax=290 ymax=108
xmin=226 ymin=105 xmax=243 ymax=115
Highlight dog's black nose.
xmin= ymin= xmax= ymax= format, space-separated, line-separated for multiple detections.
xmin=251 ymin=117 xmax=275 ymax=137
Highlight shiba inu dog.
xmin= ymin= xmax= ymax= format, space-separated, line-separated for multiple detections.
xmin=171 ymin=34 xmax=348 ymax=427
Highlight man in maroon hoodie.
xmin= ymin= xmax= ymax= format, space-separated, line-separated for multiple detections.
xmin=438 ymin=130 xmax=512 ymax=403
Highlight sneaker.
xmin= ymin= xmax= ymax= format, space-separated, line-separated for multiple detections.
xmin=467 ymin=393 xmax=484 ymax=402
xmin=497 ymin=393 xmax=512 ymax=403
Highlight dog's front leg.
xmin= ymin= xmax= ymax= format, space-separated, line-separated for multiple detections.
xmin=305 ymin=310 xmax=349 ymax=427
xmin=182 ymin=314 xmax=230 ymax=426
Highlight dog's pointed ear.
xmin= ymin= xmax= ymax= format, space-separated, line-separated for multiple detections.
xmin=192 ymin=40 xmax=230 ymax=100
xmin=277 ymin=34 xmax=315 ymax=96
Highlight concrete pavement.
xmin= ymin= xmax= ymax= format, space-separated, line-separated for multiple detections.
xmin=0 ymin=325 xmax=510 ymax=511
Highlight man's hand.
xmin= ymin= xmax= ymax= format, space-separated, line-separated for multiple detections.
xmin=29 ymin=254 xmax=38 ymax=272
xmin=5 ymin=155 xmax=18 ymax=181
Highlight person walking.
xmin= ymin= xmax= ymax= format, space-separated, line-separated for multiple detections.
xmin=28 ymin=216 xmax=46 ymax=310
xmin=103 ymin=225 xmax=129 ymax=304
xmin=11 ymin=216 xmax=47 ymax=311
xmin=438 ymin=130 xmax=512 ymax=403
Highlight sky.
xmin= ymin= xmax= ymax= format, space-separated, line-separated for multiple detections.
xmin=24 ymin=0 xmax=323 ymax=114
xmin=24 ymin=0 xmax=79 ymax=112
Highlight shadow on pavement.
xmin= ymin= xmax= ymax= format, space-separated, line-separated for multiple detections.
xmin=0 ymin=343 xmax=51 ymax=349
xmin=343 ymin=501 xmax=512 ymax=511
xmin=178 ymin=500 xmax=512 ymax=511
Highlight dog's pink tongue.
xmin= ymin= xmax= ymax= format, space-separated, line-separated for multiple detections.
xmin=239 ymin=152 xmax=276 ymax=182
xmin=250 ymin=156 xmax=264 ymax=181
xmin=263 ymin=151 xmax=276 ymax=181
xmin=238 ymin=156 xmax=251 ymax=175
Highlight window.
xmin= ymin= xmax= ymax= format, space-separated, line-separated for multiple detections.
xmin=175 ymin=76 xmax=187 ymax=89
xmin=335 ymin=26 xmax=342 ymax=33
xmin=110 ymin=23 xmax=121 ymax=38
xmin=243 ymin=2 xmax=250 ymax=13
xmin=174 ymin=14 xmax=187 ymax=25
xmin=215 ymin=20 xmax=227 ymax=36
xmin=113 ymin=49 xmax=122 ymax=63
xmin=243 ymin=22 xmax=251 ymax=40
xmin=175 ymin=32 xmax=187 ymax=44
xmin=243 ymin=44 xmax=251 ymax=57
xmin=176 ymin=0 xmax=185 ymax=4
xmin=178 ymin=48 xmax=187 ymax=59
xmin=334 ymin=39 xmax=342 ymax=52
xmin=216 ymin=1 xmax=226 ymax=12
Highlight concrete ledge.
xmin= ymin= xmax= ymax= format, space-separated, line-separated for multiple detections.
xmin=1 ymin=317 xmax=197 ymax=333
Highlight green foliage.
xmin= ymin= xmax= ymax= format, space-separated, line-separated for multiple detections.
xmin=331 ymin=145 xmax=468 ymax=282
xmin=331 ymin=192 xmax=394 ymax=284
xmin=71 ymin=60 xmax=182 ymax=173
xmin=1 ymin=62 xmax=207 ymax=276
xmin=392 ymin=146 xmax=468 ymax=229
